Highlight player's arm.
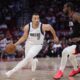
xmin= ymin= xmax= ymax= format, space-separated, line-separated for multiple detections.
xmin=14 ymin=24 xmax=29 ymax=46
xmin=42 ymin=24 xmax=59 ymax=43
xmin=73 ymin=13 xmax=80 ymax=23
xmin=77 ymin=14 xmax=80 ymax=23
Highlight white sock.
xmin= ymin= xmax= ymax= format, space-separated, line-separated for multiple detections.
xmin=59 ymin=49 xmax=69 ymax=72
xmin=69 ymin=54 xmax=78 ymax=70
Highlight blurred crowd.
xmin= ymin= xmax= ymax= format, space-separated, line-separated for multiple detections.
xmin=0 ymin=0 xmax=80 ymax=60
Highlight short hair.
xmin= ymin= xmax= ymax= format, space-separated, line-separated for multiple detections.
xmin=65 ymin=2 xmax=75 ymax=11
xmin=32 ymin=12 xmax=39 ymax=16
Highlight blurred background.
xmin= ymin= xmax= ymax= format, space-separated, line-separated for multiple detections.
xmin=0 ymin=0 xmax=80 ymax=61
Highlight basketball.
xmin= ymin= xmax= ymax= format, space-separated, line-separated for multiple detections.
xmin=5 ymin=43 xmax=16 ymax=54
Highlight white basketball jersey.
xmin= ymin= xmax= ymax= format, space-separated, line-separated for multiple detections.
xmin=25 ymin=22 xmax=45 ymax=45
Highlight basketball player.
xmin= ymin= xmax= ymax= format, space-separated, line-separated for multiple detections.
xmin=53 ymin=2 xmax=80 ymax=79
xmin=5 ymin=13 xmax=59 ymax=78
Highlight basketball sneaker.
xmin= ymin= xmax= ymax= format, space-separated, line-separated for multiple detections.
xmin=53 ymin=70 xmax=63 ymax=79
xmin=69 ymin=67 xmax=80 ymax=76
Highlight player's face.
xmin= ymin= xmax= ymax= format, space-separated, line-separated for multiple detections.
xmin=32 ymin=15 xmax=40 ymax=24
xmin=63 ymin=4 xmax=69 ymax=14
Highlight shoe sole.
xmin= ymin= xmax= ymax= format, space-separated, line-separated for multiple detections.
xmin=69 ymin=72 xmax=80 ymax=77
xmin=53 ymin=75 xmax=63 ymax=80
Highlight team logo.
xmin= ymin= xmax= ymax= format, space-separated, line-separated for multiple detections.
xmin=30 ymin=33 xmax=40 ymax=40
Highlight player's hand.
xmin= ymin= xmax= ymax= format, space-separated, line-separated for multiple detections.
xmin=69 ymin=37 xmax=80 ymax=43
xmin=53 ymin=37 xmax=59 ymax=44
xmin=5 ymin=43 xmax=16 ymax=54
xmin=72 ymin=38 xmax=80 ymax=42
xmin=14 ymin=43 xmax=18 ymax=46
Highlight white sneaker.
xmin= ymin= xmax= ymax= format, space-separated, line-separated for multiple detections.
xmin=5 ymin=71 xmax=12 ymax=78
xmin=31 ymin=58 xmax=38 ymax=72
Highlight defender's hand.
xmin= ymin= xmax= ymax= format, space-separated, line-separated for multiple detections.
xmin=53 ymin=37 xmax=59 ymax=44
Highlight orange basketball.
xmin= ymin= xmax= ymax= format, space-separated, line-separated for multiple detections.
xmin=5 ymin=43 xmax=16 ymax=54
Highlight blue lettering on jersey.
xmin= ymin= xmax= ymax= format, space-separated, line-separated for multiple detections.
xmin=30 ymin=33 xmax=40 ymax=40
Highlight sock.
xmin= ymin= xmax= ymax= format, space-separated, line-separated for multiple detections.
xmin=69 ymin=54 xmax=78 ymax=70
xmin=59 ymin=49 xmax=69 ymax=72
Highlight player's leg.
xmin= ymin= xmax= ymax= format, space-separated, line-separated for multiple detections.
xmin=69 ymin=49 xmax=80 ymax=76
xmin=25 ymin=44 xmax=39 ymax=72
xmin=5 ymin=43 xmax=32 ymax=76
xmin=53 ymin=47 xmax=69 ymax=79
xmin=59 ymin=45 xmax=77 ymax=72
xmin=53 ymin=45 xmax=79 ymax=79
xmin=31 ymin=58 xmax=38 ymax=72
xmin=5 ymin=45 xmax=42 ymax=77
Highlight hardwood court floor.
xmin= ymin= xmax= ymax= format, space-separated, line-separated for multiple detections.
xmin=0 ymin=58 xmax=80 ymax=80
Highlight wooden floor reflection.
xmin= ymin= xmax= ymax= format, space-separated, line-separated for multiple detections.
xmin=0 ymin=58 xmax=80 ymax=80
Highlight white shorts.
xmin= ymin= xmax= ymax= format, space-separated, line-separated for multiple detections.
xmin=24 ymin=43 xmax=42 ymax=58
xmin=63 ymin=45 xmax=77 ymax=55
